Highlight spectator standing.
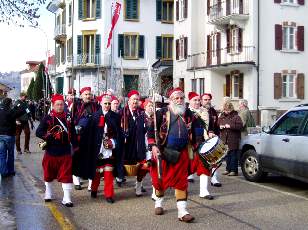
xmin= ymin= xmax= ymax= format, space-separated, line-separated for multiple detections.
xmin=218 ymin=101 xmax=243 ymax=176
xmin=0 ymin=98 xmax=26 ymax=178
xmin=15 ymin=92 xmax=33 ymax=154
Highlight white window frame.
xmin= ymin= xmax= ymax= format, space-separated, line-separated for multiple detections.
xmin=282 ymin=0 xmax=297 ymax=4
xmin=84 ymin=0 xmax=96 ymax=19
xmin=179 ymin=0 xmax=185 ymax=21
xmin=232 ymin=74 xmax=240 ymax=98
xmin=231 ymin=27 xmax=239 ymax=54
xmin=282 ymin=74 xmax=296 ymax=98
xmin=211 ymin=34 xmax=217 ymax=58
xmin=124 ymin=33 xmax=139 ymax=59
xmin=283 ymin=26 xmax=297 ymax=50
xmin=179 ymin=37 xmax=185 ymax=60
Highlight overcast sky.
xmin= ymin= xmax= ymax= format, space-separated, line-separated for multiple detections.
xmin=0 ymin=3 xmax=54 ymax=73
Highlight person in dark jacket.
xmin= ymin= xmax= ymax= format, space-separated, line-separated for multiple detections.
xmin=15 ymin=92 xmax=33 ymax=154
xmin=218 ymin=101 xmax=243 ymax=176
xmin=36 ymin=94 xmax=75 ymax=207
xmin=0 ymin=98 xmax=26 ymax=178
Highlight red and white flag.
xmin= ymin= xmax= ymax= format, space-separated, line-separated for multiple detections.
xmin=106 ymin=2 xmax=121 ymax=49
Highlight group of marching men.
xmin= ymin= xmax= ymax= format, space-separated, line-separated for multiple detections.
xmin=36 ymin=86 xmax=227 ymax=223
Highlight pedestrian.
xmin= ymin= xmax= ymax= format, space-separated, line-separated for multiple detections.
xmin=110 ymin=96 xmax=120 ymax=113
xmin=149 ymin=87 xmax=196 ymax=223
xmin=72 ymin=87 xmax=100 ymax=190
xmin=239 ymin=99 xmax=256 ymax=138
xmin=15 ymin=92 xmax=34 ymax=154
xmin=200 ymin=93 xmax=221 ymax=186
xmin=88 ymin=94 xmax=121 ymax=203
xmin=0 ymin=98 xmax=26 ymax=178
xmin=188 ymin=92 xmax=214 ymax=200
xmin=36 ymin=94 xmax=75 ymax=207
xmin=120 ymin=90 xmax=149 ymax=196
xmin=218 ymin=101 xmax=243 ymax=176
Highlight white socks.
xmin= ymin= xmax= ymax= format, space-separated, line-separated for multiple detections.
xmin=62 ymin=183 xmax=73 ymax=204
xmin=155 ymin=197 xmax=164 ymax=208
xmin=135 ymin=181 xmax=142 ymax=196
xmin=88 ymin=179 xmax=92 ymax=191
xmin=44 ymin=182 xmax=52 ymax=200
xmin=211 ymin=169 xmax=220 ymax=184
xmin=199 ymin=174 xmax=210 ymax=198
xmin=73 ymin=175 xmax=80 ymax=186
xmin=177 ymin=201 xmax=189 ymax=218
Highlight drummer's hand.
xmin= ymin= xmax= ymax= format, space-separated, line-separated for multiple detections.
xmin=225 ymin=124 xmax=231 ymax=129
xmin=151 ymin=146 xmax=160 ymax=161
xmin=208 ymin=132 xmax=216 ymax=138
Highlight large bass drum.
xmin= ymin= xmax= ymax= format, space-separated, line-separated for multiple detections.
xmin=198 ymin=136 xmax=228 ymax=169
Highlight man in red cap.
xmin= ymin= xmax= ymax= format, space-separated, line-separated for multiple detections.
xmin=110 ymin=96 xmax=120 ymax=113
xmin=71 ymin=87 xmax=100 ymax=190
xmin=120 ymin=90 xmax=149 ymax=196
xmin=187 ymin=92 xmax=215 ymax=200
xmin=200 ymin=93 xmax=221 ymax=187
xmin=148 ymin=87 xmax=198 ymax=223
xmin=36 ymin=94 xmax=75 ymax=207
xmin=65 ymin=88 xmax=76 ymax=112
xmin=84 ymin=94 xmax=121 ymax=203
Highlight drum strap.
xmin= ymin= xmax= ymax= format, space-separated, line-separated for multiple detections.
xmin=160 ymin=110 xmax=171 ymax=146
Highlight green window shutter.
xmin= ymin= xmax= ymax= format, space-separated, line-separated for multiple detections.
xmin=118 ymin=34 xmax=124 ymax=57
xmin=78 ymin=0 xmax=83 ymax=20
xmin=77 ymin=35 xmax=82 ymax=55
xmin=126 ymin=0 xmax=138 ymax=20
xmin=95 ymin=34 xmax=101 ymax=64
xmin=156 ymin=0 xmax=162 ymax=20
xmin=156 ymin=36 xmax=162 ymax=59
xmin=139 ymin=35 xmax=144 ymax=58
xmin=96 ymin=0 xmax=101 ymax=19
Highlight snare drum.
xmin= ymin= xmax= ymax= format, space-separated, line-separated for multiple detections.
xmin=198 ymin=136 xmax=228 ymax=169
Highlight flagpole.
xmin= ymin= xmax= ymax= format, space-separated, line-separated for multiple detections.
xmin=108 ymin=2 xmax=113 ymax=91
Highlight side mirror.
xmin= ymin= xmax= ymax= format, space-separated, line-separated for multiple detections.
xmin=262 ymin=126 xmax=271 ymax=134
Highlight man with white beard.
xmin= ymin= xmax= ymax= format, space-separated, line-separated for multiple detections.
xmin=148 ymin=88 xmax=197 ymax=223
xmin=200 ymin=93 xmax=221 ymax=187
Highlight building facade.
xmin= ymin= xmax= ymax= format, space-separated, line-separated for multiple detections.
xmin=47 ymin=0 xmax=174 ymax=96
xmin=20 ymin=61 xmax=41 ymax=93
xmin=174 ymin=0 xmax=307 ymax=123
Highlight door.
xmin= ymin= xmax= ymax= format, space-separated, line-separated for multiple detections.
xmin=261 ymin=110 xmax=308 ymax=174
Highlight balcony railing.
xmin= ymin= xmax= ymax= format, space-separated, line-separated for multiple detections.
xmin=187 ymin=46 xmax=255 ymax=70
xmin=209 ymin=0 xmax=249 ymax=23
xmin=72 ymin=54 xmax=101 ymax=66
xmin=54 ymin=24 xmax=66 ymax=42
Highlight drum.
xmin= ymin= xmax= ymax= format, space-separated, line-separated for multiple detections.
xmin=198 ymin=136 xmax=228 ymax=169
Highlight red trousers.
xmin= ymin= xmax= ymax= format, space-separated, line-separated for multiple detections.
xmin=190 ymin=154 xmax=211 ymax=176
xmin=151 ymin=149 xmax=189 ymax=192
xmin=91 ymin=164 xmax=114 ymax=199
xmin=42 ymin=154 xmax=73 ymax=183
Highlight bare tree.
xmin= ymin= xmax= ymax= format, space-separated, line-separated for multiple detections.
xmin=0 ymin=0 xmax=46 ymax=27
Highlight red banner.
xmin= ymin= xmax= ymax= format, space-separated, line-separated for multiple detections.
xmin=106 ymin=2 xmax=121 ymax=49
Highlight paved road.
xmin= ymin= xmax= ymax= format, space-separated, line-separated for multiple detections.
xmin=2 ymin=129 xmax=308 ymax=230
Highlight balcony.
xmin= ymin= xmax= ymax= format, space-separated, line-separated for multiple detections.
xmin=187 ymin=46 xmax=255 ymax=70
xmin=72 ymin=54 xmax=102 ymax=67
xmin=54 ymin=24 xmax=66 ymax=44
xmin=208 ymin=0 xmax=249 ymax=25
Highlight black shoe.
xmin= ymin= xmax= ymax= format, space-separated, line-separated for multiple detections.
xmin=106 ymin=198 xmax=114 ymax=203
xmin=141 ymin=186 xmax=147 ymax=193
xmin=211 ymin=182 xmax=222 ymax=187
xmin=62 ymin=202 xmax=74 ymax=207
xmin=17 ymin=151 xmax=22 ymax=155
xmin=116 ymin=181 xmax=122 ymax=187
xmin=74 ymin=185 xmax=82 ymax=190
xmin=24 ymin=150 xmax=31 ymax=154
xmin=204 ymin=195 xmax=214 ymax=200
xmin=91 ymin=191 xmax=97 ymax=198
xmin=44 ymin=199 xmax=52 ymax=202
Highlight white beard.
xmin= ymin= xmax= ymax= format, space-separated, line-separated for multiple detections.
xmin=170 ymin=103 xmax=186 ymax=115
